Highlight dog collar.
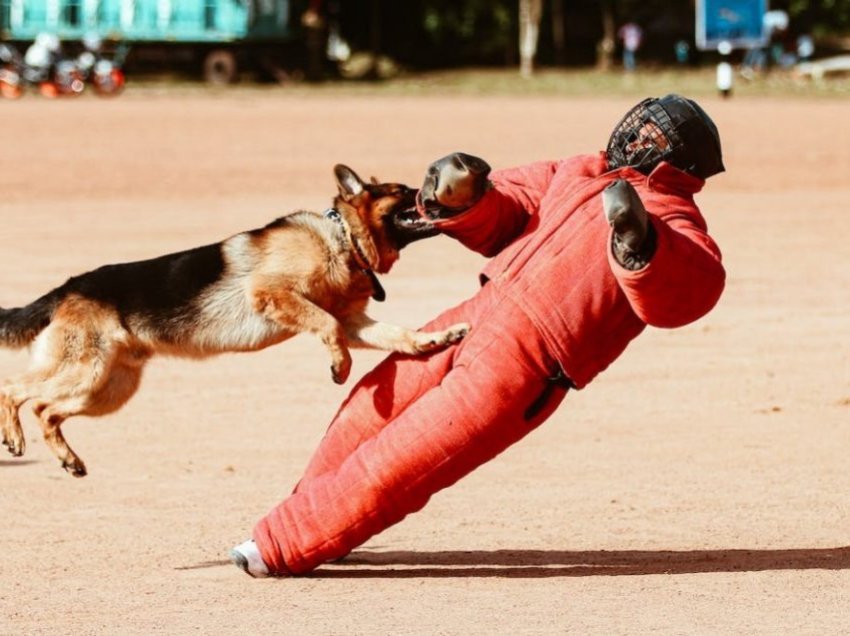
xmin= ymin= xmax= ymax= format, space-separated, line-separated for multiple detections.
xmin=324 ymin=208 xmax=386 ymax=302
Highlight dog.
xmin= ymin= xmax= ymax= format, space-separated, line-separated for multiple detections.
xmin=0 ymin=164 xmax=469 ymax=477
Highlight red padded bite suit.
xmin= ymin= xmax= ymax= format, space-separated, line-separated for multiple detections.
xmin=253 ymin=153 xmax=726 ymax=575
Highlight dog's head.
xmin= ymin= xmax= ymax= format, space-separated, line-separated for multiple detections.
xmin=333 ymin=164 xmax=438 ymax=274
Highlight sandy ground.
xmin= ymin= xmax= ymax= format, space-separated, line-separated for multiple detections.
xmin=0 ymin=89 xmax=848 ymax=635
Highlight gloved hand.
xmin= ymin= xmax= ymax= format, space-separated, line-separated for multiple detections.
xmin=419 ymin=152 xmax=491 ymax=219
xmin=602 ymin=179 xmax=656 ymax=270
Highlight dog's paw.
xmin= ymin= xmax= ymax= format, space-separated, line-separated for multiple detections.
xmin=414 ymin=323 xmax=471 ymax=353
xmin=62 ymin=457 xmax=87 ymax=478
xmin=2 ymin=431 xmax=25 ymax=457
xmin=331 ymin=356 xmax=352 ymax=385
xmin=443 ymin=322 xmax=470 ymax=344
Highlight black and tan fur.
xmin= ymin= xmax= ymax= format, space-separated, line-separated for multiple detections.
xmin=0 ymin=165 xmax=468 ymax=477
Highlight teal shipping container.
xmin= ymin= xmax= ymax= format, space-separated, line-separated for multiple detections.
xmin=0 ymin=0 xmax=292 ymax=42
xmin=0 ymin=0 xmax=298 ymax=81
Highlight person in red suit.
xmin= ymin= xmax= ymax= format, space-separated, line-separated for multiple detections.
xmin=231 ymin=94 xmax=727 ymax=577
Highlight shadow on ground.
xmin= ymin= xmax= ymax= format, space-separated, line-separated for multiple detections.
xmin=0 ymin=459 xmax=38 ymax=467
xmin=318 ymin=546 xmax=850 ymax=578
xmin=180 ymin=546 xmax=850 ymax=579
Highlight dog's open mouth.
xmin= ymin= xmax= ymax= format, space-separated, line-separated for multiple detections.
xmin=387 ymin=203 xmax=439 ymax=248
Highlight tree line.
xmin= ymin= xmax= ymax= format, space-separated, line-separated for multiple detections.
xmin=327 ymin=0 xmax=850 ymax=69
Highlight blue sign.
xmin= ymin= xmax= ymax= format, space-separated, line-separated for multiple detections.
xmin=696 ymin=0 xmax=768 ymax=51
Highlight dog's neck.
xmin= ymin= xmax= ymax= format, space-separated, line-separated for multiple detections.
xmin=323 ymin=208 xmax=372 ymax=270
xmin=323 ymin=208 xmax=386 ymax=302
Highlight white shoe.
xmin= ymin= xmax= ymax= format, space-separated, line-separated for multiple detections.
xmin=229 ymin=539 xmax=270 ymax=578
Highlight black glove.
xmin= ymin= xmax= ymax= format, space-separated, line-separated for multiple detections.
xmin=419 ymin=152 xmax=491 ymax=219
xmin=602 ymin=179 xmax=657 ymax=270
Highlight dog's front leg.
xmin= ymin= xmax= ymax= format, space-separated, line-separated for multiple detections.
xmin=254 ymin=290 xmax=352 ymax=384
xmin=344 ymin=314 xmax=469 ymax=355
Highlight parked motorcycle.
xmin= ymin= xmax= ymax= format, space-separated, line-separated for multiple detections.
xmin=76 ymin=35 xmax=128 ymax=96
xmin=0 ymin=33 xmax=128 ymax=99
xmin=46 ymin=58 xmax=86 ymax=97
xmin=0 ymin=43 xmax=23 ymax=99
xmin=0 ymin=37 xmax=85 ymax=99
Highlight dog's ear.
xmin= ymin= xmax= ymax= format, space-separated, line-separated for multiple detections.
xmin=370 ymin=176 xmax=379 ymax=185
xmin=335 ymin=165 xmax=381 ymax=270
xmin=335 ymin=164 xmax=365 ymax=199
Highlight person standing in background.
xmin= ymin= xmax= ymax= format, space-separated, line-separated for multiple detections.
xmin=617 ymin=22 xmax=643 ymax=72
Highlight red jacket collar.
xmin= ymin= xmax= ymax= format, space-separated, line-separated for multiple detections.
xmin=599 ymin=152 xmax=705 ymax=195
xmin=647 ymin=161 xmax=705 ymax=195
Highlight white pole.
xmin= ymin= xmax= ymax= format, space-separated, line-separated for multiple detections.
xmin=716 ymin=40 xmax=734 ymax=98
xmin=519 ymin=0 xmax=542 ymax=78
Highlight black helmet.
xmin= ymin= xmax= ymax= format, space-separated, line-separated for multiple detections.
xmin=606 ymin=94 xmax=725 ymax=179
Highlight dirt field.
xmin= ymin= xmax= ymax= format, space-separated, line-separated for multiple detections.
xmin=1 ymin=88 xmax=848 ymax=635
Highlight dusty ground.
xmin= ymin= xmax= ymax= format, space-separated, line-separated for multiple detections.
xmin=0 ymin=88 xmax=848 ymax=635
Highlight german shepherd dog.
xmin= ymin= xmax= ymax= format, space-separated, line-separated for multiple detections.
xmin=0 ymin=165 xmax=469 ymax=477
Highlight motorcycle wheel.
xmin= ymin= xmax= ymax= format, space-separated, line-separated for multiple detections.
xmin=59 ymin=71 xmax=85 ymax=96
xmin=94 ymin=69 xmax=125 ymax=96
xmin=69 ymin=76 xmax=85 ymax=95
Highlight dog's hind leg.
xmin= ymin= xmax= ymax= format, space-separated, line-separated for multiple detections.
xmin=21 ymin=299 xmax=135 ymax=476
xmin=0 ymin=362 xmax=63 ymax=458
xmin=32 ymin=359 xmax=143 ymax=477
xmin=38 ymin=411 xmax=83 ymax=476
xmin=16 ymin=362 xmax=104 ymax=477
xmin=0 ymin=380 xmax=34 ymax=457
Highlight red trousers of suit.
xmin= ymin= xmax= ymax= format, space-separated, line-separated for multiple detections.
xmin=253 ymin=281 xmax=569 ymax=575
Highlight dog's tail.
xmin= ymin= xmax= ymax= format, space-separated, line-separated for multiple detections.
xmin=0 ymin=291 xmax=61 ymax=349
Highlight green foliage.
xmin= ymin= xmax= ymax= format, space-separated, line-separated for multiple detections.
xmin=784 ymin=0 xmax=850 ymax=34
xmin=336 ymin=0 xmax=518 ymax=66
xmin=335 ymin=1 xmax=850 ymax=70
xmin=420 ymin=0 xmax=515 ymax=63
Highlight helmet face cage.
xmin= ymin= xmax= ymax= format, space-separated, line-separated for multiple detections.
xmin=607 ymin=94 xmax=725 ymax=179
xmin=606 ymin=98 xmax=684 ymax=175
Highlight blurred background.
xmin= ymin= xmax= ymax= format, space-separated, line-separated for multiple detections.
xmin=2 ymin=4 xmax=850 ymax=633
xmin=0 ymin=0 xmax=848 ymax=95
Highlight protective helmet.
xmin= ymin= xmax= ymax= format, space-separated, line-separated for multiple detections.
xmin=606 ymin=94 xmax=725 ymax=179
